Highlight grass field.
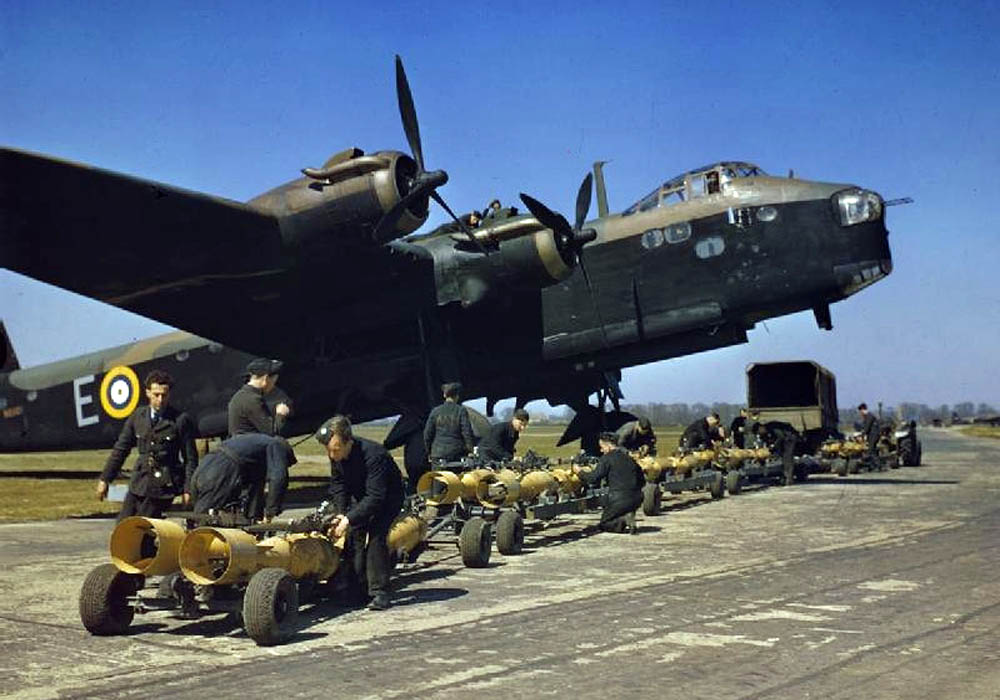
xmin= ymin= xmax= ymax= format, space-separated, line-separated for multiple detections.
xmin=960 ymin=425 xmax=1000 ymax=440
xmin=0 ymin=424 xmax=684 ymax=522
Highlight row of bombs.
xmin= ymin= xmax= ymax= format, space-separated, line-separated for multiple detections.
xmin=415 ymin=445 xmax=775 ymax=509
xmin=82 ymin=450 xmax=783 ymax=646
xmin=80 ymin=511 xmax=429 ymax=646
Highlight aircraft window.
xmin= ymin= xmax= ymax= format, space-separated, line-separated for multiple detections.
xmin=689 ymin=174 xmax=706 ymax=198
xmin=695 ymin=236 xmax=726 ymax=259
xmin=641 ymin=229 xmax=665 ymax=249
xmin=738 ymin=165 xmax=761 ymax=177
xmin=665 ymin=221 xmax=691 ymax=243
xmin=706 ymin=171 xmax=720 ymax=194
xmin=639 ymin=194 xmax=659 ymax=212
xmin=661 ymin=189 xmax=685 ymax=206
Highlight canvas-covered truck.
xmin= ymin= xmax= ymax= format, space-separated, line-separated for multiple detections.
xmin=746 ymin=361 xmax=839 ymax=456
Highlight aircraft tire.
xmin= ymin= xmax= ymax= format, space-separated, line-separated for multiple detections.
xmin=243 ymin=568 xmax=299 ymax=647
xmin=725 ymin=470 xmax=743 ymax=495
xmin=642 ymin=483 xmax=662 ymax=516
xmin=495 ymin=511 xmax=524 ymax=555
xmin=79 ymin=563 xmax=142 ymax=636
xmin=459 ymin=517 xmax=492 ymax=568
xmin=708 ymin=472 xmax=725 ymax=500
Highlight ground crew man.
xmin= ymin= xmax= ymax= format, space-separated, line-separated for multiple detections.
xmin=752 ymin=421 xmax=802 ymax=486
xmin=857 ymin=403 xmax=881 ymax=468
xmin=680 ymin=413 xmax=722 ymax=450
xmin=227 ymin=358 xmax=291 ymax=437
xmin=423 ymin=382 xmax=475 ymax=464
xmin=616 ymin=416 xmax=657 ymax=456
xmin=573 ymin=432 xmax=644 ymax=533
xmin=97 ymin=370 xmax=198 ymax=520
xmin=477 ymin=408 xmax=530 ymax=463
xmin=189 ymin=433 xmax=296 ymax=521
xmin=318 ymin=415 xmax=404 ymax=611
xmin=729 ymin=408 xmax=750 ymax=448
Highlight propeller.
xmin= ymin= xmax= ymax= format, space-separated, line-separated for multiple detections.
xmin=520 ymin=174 xmax=608 ymax=348
xmin=373 ymin=56 xmax=484 ymax=252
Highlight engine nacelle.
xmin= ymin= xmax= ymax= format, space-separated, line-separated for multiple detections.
xmin=246 ymin=149 xmax=427 ymax=249
xmin=429 ymin=216 xmax=576 ymax=307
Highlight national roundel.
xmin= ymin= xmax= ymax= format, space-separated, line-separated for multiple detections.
xmin=100 ymin=366 xmax=141 ymax=419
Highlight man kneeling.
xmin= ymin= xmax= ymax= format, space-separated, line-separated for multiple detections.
xmin=574 ymin=433 xmax=644 ymax=534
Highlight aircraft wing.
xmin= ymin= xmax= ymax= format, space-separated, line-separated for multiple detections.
xmin=0 ymin=148 xmax=435 ymax=357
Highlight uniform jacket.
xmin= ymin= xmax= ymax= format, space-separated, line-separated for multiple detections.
xmin=759 ymin=421 xmax=801 ymax=451
xmin=191 ymin=433 xmax=295 ymax=518
xmin=423 ymin=401 xmax=475 ymax=461
xmin=328 ymin=437 xmax=404 ymax=528
xmin=680 ymin=418 xmax=713 ymax=450
xmin=729 ymin=416 xmax=747 ymax=448
xmin=478 ymin=421 xmax=520 ymax=463
xmin=616 ymin=421 xmax=657 ymax=454
xmin=580 ymin=448 xmax=644 ymax=496
xmin=101 ymin=404 xmax=198 ymax=499
xmin=228 ymin=384 xmax=287 ymax=437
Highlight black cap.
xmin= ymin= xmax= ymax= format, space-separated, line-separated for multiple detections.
xmin=598 ymin=431 xmax=619 ymax=445
xmin=441 ymin=382 xmax=462 ymax=398
xmin=637 ymin=417 xmax=652 ymax=431
xmin=247 ymin=358 xmax=283 ymax=376
xmin=857 ymin=402 xmax=868 ymax=411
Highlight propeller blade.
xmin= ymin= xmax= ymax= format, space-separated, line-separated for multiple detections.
xmin=430 ymin=191 xmax=490 ymax=256
xmin=574 ymin=173 xmax=593 ymax=233
xmin=519 ymin=193 xmax=573 ymax=240
xmin=373 ymin=169 xmax=447 ymax=243
xmin=395 ymin=55 xmax=424 ymax=172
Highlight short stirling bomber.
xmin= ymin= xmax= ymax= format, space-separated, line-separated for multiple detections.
xmin=0 ymin=57 xmax=893 ymax=468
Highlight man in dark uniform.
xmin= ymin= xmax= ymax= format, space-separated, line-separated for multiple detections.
xmin=190 ymin=433 xmax=296 ymax=521
xmin=573 ymin=432 xmax=644 ymax=533
xmin=423 ymin=382 xmax=475 ymax=465
xmin=616 ymin=416 xmax=657 ymax=456
xmin=752 ymin=421 xmax=802 ymax=486
xmin=318 ymin=415 xmax=404 ymax=611
xmin=227 ymin=358 xmax=291 ymax=437
xmin=478 ymin=408 xmax=530 ymax=463
xmin=679 ymin=413 xmax=722 ymax=451
xmin=97 ymin=369 xmax=198 ymax=520
xmin=729 ymin=408 xmax=750 ymax=448
xmin=857 ymin=403 xmax=881 ymax=469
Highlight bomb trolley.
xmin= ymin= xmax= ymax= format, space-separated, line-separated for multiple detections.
xmin=635 ymin=450 xmax=728 ymax=516
xmin=79 ymin=505 xmax=426 ymax=646
xmin=412 ymin=460 xmax=607 ymax=568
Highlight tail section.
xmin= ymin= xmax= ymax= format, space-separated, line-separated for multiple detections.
xmin=0 ymin=322 xmax=20 ymax=372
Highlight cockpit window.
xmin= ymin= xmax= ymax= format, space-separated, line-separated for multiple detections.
xmin=622 ymin=161 xmax=765 ymax=215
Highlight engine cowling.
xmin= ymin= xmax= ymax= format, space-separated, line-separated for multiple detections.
xmin=246 ymin=149 xmax=427 ymax=249
xmin=428 ymin=215 xmax=577 ymax=307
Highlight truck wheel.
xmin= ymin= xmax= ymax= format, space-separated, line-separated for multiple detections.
xmin=79 ymin=563 xmax=142 ymax=635
xmin=459 ymin=517 xmax=492 ymax=568
xmin=709 ymin=472 xmax=725 ymax=500
xmin=725 ymin=471 xmax=743 ymax=495
xmin=243 ymin=568 xmax=299 ymax=647
xmin=496 ymin=511 xmax=524 ymax=555
xmin=642 ymin=483 xmax=662 ymax=516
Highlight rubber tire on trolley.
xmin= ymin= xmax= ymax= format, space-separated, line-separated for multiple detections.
xmin=495 ymin=511 xmax=524 ymax=555
xmin=725 ymin=470 xmax=743 ymax=495
xmin=243 ymin=567 xmax=299 ymax=647
xmin=79 ymin=563 xmax=143 ymax=636
xmin=847 ymin=459 xmax=860 ymax=474
xmin=459 ymin=516 xmax=492 ymax=568
xmin=835 ymin=460 xmax=848 ymax=477
xmin=641 ymin=482 xmax=662 ymax=516
xmin=794 ymin=463 xmax=809 ymax=482
xmin=708 ymin=472 xmax=725 ymax=500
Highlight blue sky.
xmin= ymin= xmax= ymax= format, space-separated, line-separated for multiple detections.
xmin=2 ymin=0 xmax=998 ymax=409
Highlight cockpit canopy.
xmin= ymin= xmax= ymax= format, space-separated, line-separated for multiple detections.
xmin=622 ymin=161 xmax=766 ymax=216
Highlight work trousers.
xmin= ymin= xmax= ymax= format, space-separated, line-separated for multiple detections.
xmin=599 ymin=490 xmax=642 ymax=531
xmin=118 ymin=491 xmax=173 ymax=522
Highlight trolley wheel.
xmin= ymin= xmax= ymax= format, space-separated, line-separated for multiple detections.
xmin=459 ymin=517 xmax=492 ymax=568
xmin=243 ymin=567 xmax=299 ymax=647
xmin=847 ymin=459 xmax=860 ymax=474
xmin=725 ymin=471 xmax=743 ymax=495
xmin=495 ymin=511 xmax=524 ymax=555
xmin=641 ymin=483 xmax=662 ymax=516
xmin=835 ymin=460 xmax=848 ymax=477
xmin=79 ymin=563 xmax=142 ymax=635
xmin=708 ymin=472 xmax=725 ymax=499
